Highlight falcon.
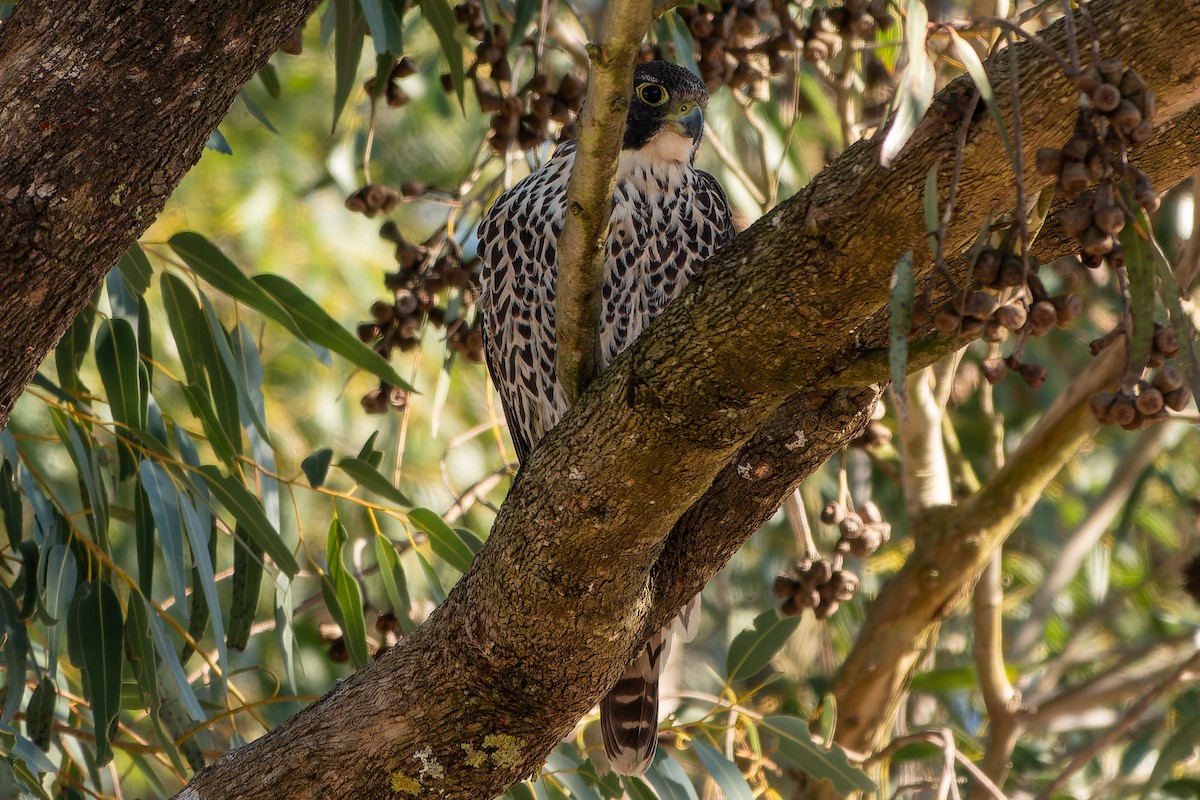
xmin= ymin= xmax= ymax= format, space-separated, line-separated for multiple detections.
xmin=477 ymin=61 xmax=734 ymax=775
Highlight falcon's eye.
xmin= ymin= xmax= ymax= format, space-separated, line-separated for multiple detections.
xmin=636 ymin=82 xmax=669 ymax=107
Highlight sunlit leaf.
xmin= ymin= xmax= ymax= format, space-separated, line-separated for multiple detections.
xmin=374 ymin=534 xmax=414 ymax=633
xmin=138 ymin=460 xmax=190 ymax=620
xmin=0 ymin=463 xmax=19 ymax=549
xmin=690 ymin=740 xmax=753 ymax=800
xmin=361 ymin=0 xmax=404 ymax=55
xmin=946 ymin=27 xmax=1017 ymax=166
xmin=253 ymin=273 xmax=417 ymax=392
xmin=325 ymin=516 xmax=369 ymax=667
xmin=764 ymin=716 xmax=876 ymax=795
xmin=179 ymin=497 xmax=228 ymax=684
xmin=196 ymin=466 xmax=299 ymax=578
xmin=40 ymin=544 xmax=76 ymax=677
xmin=143 ymin=597 xmax=205 ymax=723
xmin=338 ymin=457 xmax=412 ymax=508
xmin=124 ymin=597 xmax=160 ymax=712
xmin=169 ymin=231 xmax=305 ymax=340
xmin=302 ymin=448 xmax=334 ymax=488
xmin=205 ymin=128 xmax=233 ymax=155
xmin=725 ymin=609 xmax=801 ymax=682
xmin=95 ymin=317 xmax=143 ymax=479
xmin=54 ymin=288 xmax=98 ymax=397
xmin=181 ymin=383 xmax=239 ymax=466
xmin=622 ymin=776 xmax=658 ymax=800
xmin=258 ymin=63 xmax=281 ymax=98
xmin=240 ymin=90 xmax=279 ymax=134
xmin=228 ymin=524 xmax=264 ymax=651
xmin=332 ymin=0 xmax=366 ymax=132
xmin=68 ymin=580 xmax=124 ymax=766
xmin=409 ymin=507 xmax=473 ymax=572
xmin=118 ymin=242 xmax=154 ymax=296
xmin=880 ymin=0 xmax=933 ymax=167
xmin=416 ymin=0 xmax=465 ymax=109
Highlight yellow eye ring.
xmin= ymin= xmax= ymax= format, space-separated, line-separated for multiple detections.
xmin=636 ymin=82 xmax=669 ymax=107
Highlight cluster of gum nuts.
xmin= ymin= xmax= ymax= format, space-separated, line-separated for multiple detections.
xmin=1088 ymin=325 xmax=1191 ymax=430
xmin=773 ymin=500 xmax=890 ymax=619
xmin=452 ymin=0 xmax=585 ymax=152
xmin=355 ymin=221 xmax=486 ymax=414
xmin=1035 ymin=57 xmax=1159 ymax=269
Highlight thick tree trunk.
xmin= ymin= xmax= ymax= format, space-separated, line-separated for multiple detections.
xmin=0 ymin=0 xmax=318 ymax=428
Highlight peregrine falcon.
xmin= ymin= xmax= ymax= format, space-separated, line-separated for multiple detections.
xmin=478 ymin=61 xmax=734 ymax=775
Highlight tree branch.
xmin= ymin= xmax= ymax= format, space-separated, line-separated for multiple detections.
xmin=1008 ymin=423 xmax=1171 ymax=662
xmin=553 ymin=0 xmax=653 ymax=402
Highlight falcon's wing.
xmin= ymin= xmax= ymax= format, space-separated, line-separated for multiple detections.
xmin=694 ymin=169 xmax=735 ymax=256
xmin=478 ymin=141 xmax=576 ymax=465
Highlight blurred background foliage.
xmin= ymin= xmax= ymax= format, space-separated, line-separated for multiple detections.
xmin=3 ymin=0 xmax=1200 ymax=798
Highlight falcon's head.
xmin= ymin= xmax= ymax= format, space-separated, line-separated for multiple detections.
xmin=623 ymin=62 xmax=709 ymax=162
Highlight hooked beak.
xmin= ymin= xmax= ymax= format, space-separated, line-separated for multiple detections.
xmin=667 ymin=105 xmax=705 ymax=142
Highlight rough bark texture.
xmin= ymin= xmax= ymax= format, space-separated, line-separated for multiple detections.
xmin=0 ymin=0 xmax=319 ymax=429
xmin=1 ymin=0 xmax=1198 ymax=798
xmin=176 ymin=1 xmax=1200 ymax=798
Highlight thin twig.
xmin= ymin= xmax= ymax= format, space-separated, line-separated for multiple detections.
xmin=1038 ymin=649 xmax=1200 ymax=799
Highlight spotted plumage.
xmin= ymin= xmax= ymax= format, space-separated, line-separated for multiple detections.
xmin=478 ymin=62 xmax=733 ymax=775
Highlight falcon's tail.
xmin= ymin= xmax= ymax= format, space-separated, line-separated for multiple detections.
xmin=600 ymin=628 xmax=671 ymax=776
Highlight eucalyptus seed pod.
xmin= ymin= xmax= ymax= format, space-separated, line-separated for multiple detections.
xmin=1089 ymin=391 xmax=1117 ymax=424
xmin=1098 ymin=57 xmax=1125 ymax=84
xmin=933 ymin=303 xmax=962 ymax=335
xmin=1059 ymin=205 xmax=1094 ymax=238
xmin=1111 ymin=392 xmax=1138 ymax=426
xmin=1059 ymin=161 xmax=1091 ymax=196
xmin=773 ymin=575 xmax=798 ymax=598
xmin=1073 ymin=64 xmax=1102 ymax=93
xmin=1017 ymin=362 xmax=1047 ymax=389
xmin=981 ymin=357 xmax=1009 ymax=385
xmin=860 ymin=501 xmax=883 ymax=524
xmin=813 ymin=599 xmax=840 ymax=620
xmin=1027 ymin=300 xmax=1058 ymax=336
xmin=973 ymin=247 xmax=1001 ymax=286
xmin=994 ymin=303 xmax=1028 ymax=332
xmin=1165 ymin=386 xmax=1193 ymax=412
xmin=966 ymin=291 xmax=999 ymax=319
xmin=982 ymin=319 xmax=1008 ymax=343
xmin=1154 ymin=324 xmax=1180 ymax=357
xmin=839 ymin=512 xmax=863 ymax=539
xmin=1079 ymin=226 xmax=1115 ymax=256
xmin=1093 ymin=204 xmax=1126 ymax=235
xmin=821 ymin=501 xmax=846 ymax=525
xmin=1153 ymin=365 xmax=1184 ymax=393
xmin=1091 ymin=83 xmax=1122 ymax=113
xmin=1135 ymin=386 xmax=1165 ymax=415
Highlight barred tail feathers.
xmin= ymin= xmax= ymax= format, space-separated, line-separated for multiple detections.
xmin=600 ymin=627 xmax=671 ymax=776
